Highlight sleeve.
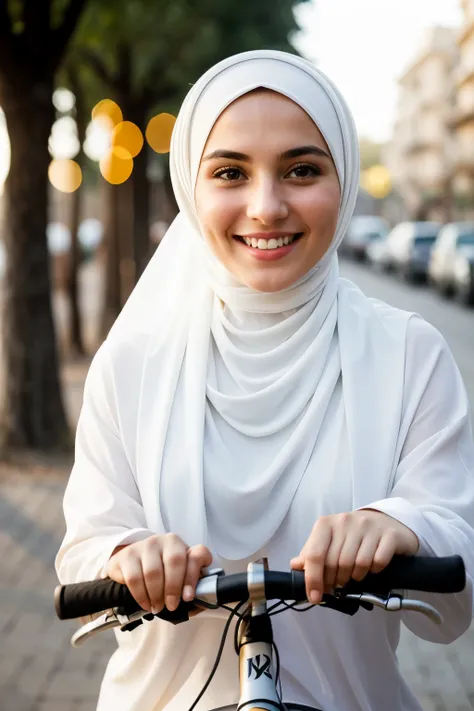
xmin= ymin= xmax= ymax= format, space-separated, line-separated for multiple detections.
xmin=361 ymin=316 xmax=474 ymax=643
xmin=55 ymin=342 xmax=155 ymax=584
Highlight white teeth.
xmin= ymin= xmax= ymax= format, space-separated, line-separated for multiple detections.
xmin=241 ymin=234 xmax=299 ymax=249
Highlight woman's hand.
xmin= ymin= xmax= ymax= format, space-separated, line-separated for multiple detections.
xmin=105 ymin=534 xmax=213 ymax=614
xmin=290 ymin=509 xmax=419 ymax=604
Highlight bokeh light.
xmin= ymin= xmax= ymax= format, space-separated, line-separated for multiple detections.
xmin=79 ymin=218 xmax=104 ymax=252
xmin=100 ymin=147 xmax=134 ymax=184
xmin=92 ymin=99 xmax=123 ymax=130
xmin=49 ymin=116 xmax=80 ymax=160
xmin=53 ymin=88 xmax=75 ymax=113
xmin=47 ymin=222 xmax=71 ymax=255
xmin=0 ymin=109 xmax=11 ymax=194
xmin=146 ymin=113 xmax=176 ymax=153
xmin=361 ymin=164 xmax=392 ymax=199
xmin=48 ymin=159 xmax=82 ymax=193
xmin=112 ymin=121 xmax=144 ymax=158
xmin=84 ymin=120 xmax=112 ymax=161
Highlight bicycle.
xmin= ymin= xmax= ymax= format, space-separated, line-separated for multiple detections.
xmin=54 ymin=554 xmax=466 ymax=711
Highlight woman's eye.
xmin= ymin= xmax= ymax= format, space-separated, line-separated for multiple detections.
xmin=287 ymin=164 xmax=321 ymax=179
xmin=213 ymin=167 xmax=244 ymax=181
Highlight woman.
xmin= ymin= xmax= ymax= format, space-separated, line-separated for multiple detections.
xmin=56 ymin=50 xmax=474 ymax=711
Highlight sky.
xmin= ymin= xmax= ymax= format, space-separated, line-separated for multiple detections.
xmin=295 ymin=0 xmax=463 ymax=143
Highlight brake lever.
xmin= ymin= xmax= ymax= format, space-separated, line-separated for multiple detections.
xmin=70 ymin=585 xmax=217 ymax=647
xmin=71 ymin=610 xmax=123 ymax=647
xmin=343 ymin=593 xmax=442 ymax=625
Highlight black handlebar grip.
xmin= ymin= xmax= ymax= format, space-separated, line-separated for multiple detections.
xmin=344 ymin=555 xmax=466 ymax=595
xmin=54 ymin=578 xmax=142 ymax=620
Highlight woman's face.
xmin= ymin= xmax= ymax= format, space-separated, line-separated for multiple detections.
xmin=194 ymin=90 xmax=341 ymax=292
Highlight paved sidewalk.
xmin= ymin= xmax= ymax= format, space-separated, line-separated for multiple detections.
xmin=0 ymin=263 xmax=473 ymax=710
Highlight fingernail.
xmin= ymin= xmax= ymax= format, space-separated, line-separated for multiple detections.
xmin=151 ymin=606 xmax=160 ymax=615
xmin=166 ymin=596 xmax=178 ymax=611
xmin=183 ymin=585 xmax=194 ymax=602
xmin=309 ymin=590 xmax=321 ymax=604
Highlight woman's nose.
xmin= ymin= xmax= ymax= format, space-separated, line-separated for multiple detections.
xmin=246 ymin=178 xmax=288 ymax=224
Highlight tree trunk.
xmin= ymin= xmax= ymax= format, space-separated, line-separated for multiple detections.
xmin=0 ymin=79 xmax=70 ymax=451
xmin=120 ymin=98 xmax=150 ymax=281
xmin=100 ymin=182 xmax=122 ymax=338
xmin=66 ymin=67 xmax=86 ymax=357
xmin=68 ymin=181 xmax=84 ymax=357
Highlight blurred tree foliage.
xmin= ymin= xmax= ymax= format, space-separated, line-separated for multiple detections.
xmin=0 ymin=0 xmax=307 ymax=452
xmin=0 ymin=0 xmax=89 ymax=452
xmin=70 ymin=0 xmax=308 ymax=333
xmin=359 ymin=137 xmax=384 ymax=171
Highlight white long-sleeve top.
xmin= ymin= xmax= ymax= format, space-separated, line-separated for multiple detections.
xmin=56 ymin=304 xmax=474 ymax=711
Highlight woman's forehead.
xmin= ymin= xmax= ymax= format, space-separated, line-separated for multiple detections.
xmin=204 ymin=89 xmax=330 ymax=154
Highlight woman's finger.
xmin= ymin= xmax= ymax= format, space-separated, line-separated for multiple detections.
xmin=333 ymin=531 xmax=365 ymax=588
xmin=302 ymin=519 xmax=333 ymax=604
xmin=162 ymin=534 xmax=188 ymax=612
xmin=183 ymin=544 xmax=213 ymax=602
xmin=118 ymin=555 xmax=151 ymax=612
xmin=323 ymin=530 xmax=346 ymax=590
xmin=351 ymin=532 xmax=381 ymax=582
xmin=141 ymin=538 xmax=165 ymax=613
xmin=370 ymin=531 xmax=398 ymax=574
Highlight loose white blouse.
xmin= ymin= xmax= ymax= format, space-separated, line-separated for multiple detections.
xmin=56 ymin=292 xmax=474 ymax=711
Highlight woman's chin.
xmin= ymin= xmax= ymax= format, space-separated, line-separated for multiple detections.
xmin=235 ymin=270 xmax=299 ymax=293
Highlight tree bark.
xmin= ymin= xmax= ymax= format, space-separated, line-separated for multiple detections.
xmin=131 ymin=129 xmax=151 ymax=281
xmin=0 ymin=77 xmax=69 ymax=450
xmin=68 ymin=174 xmax=85 ymax=357
xmin=118 ymin=94 xmax=150 ymax=281
xmin=100 ymin=182 xmax=122 ymax=339
xmin=66 ymin=67 xmax=86 ymax=357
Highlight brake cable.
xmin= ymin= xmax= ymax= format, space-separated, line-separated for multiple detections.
xmin=187 ymin=600 xmax=247 ymax=711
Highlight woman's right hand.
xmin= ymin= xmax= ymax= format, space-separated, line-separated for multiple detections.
xmin=105 ymin=534 xmax=213 ymax=614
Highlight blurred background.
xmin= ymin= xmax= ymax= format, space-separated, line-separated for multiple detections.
xmin=0 ymin=1 xmax=473 ymax=710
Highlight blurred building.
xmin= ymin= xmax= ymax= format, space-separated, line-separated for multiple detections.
xmin=386 ymin=27 xmax=459 ymax=222
xmin=451 ymin=0 xmax=474 ymax=219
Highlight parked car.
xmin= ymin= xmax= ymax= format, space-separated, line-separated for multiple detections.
xmin=386 ymin=221 xmax=441 ymax=282
xmin=453 ymin=250 xmax=474 ymax=306
xmin=366 ymin=232 xmax=394 ymax=272
xmin=342 ymin=215 xmax=389 ymax=261
xmin=428 ymin=222 xmax=474 ymax=296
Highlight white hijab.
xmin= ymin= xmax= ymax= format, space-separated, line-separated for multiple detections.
xmin=108 ymin=50 xmax=407 ymax=560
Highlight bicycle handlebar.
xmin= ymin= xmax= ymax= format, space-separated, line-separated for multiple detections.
xmin=54 ymin=554 xmax=466 ymax=622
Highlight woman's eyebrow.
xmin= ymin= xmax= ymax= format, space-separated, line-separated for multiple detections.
xmin=202 ymin=145 xmax=331 ymax=162
xmin=281 ymin=145 xmax=331 ymax=160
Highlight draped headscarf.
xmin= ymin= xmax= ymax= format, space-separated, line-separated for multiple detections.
xmin=107 ymin=50 xmax=405 ymax=561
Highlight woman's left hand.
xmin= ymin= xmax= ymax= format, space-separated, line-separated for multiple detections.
xmin=290 ymin=509 xmax=419 ymax=604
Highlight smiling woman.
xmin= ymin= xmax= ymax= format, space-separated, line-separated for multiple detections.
xmin=56 ymin=49 xmax=474 ymax=711
xmin=195 ymin=89 xmax=341 ymax=292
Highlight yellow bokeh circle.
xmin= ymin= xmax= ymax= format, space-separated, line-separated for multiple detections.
xmin=146 ymin=113 xmax=176 ymax=154
xmin=361 ymin=165 xmax=392 ymax=199
xmin=92 ymin=99 xmax=123 ymax=129
xmin=100 ymin=147 xmax=134 ymax=185
xmin=112 ymin=121 xmax=144 ymax=158
xmin=48 ymin=159 xmax=82 ymax=193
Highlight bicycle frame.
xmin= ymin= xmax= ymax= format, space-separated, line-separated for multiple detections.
xmin=208 ymin=560 xmax=321 ymax=711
